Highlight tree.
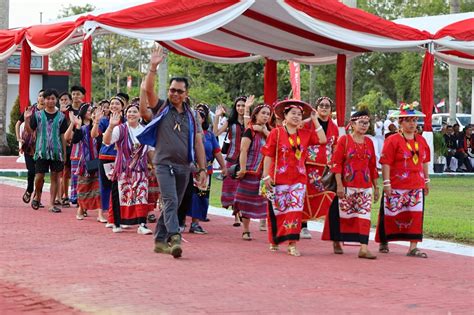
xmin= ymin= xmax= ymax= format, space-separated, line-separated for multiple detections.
xmin=8 ymin=95 xmax=21 ymax=135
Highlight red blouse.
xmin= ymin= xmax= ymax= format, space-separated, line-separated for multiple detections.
xmin=379 ymin=133 xmax=430 ymax=189
xmin=331 ymin=135 xmax=378 ymax=189
xmin=261 ymin=126 xmax=320 ymax=185
xmin=304 ymin=119 xmax=339 ymax=166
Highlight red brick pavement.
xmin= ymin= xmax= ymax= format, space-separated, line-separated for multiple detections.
xmin=0 ymin=156 xmax=25 ymax=170
xmin=0 ymin=182 xmax=473 ymax=314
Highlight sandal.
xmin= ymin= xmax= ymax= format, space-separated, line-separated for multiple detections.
xmin=379 ymin=243 xmax=390 ymax=253
xmin=358 ymin=250 xmax=377 ymax=260
xmin=54 ymin=200 xmax=61 ymax=206
xmin=22 ymin=191 xmax=32 ymax=204
xmin=31 ymin=199 xmax=40 ymax=210
xmin=83 ymin=210 xmax=88 ymax=217
xmin=233 ymin=214 xmax=241 ymax=227
xmin=61 ymin=198 xmax=70 ymax=208
xmin=333 ymin=241 xmax=344 ymax=255
xmin=242 ymin=232 xmax=252 ymax=241
xmin=407 ymin=248 xmax=428 ymax=258
xmin=269 ymin=244 xmax=279 ymax=252
xmin=49 ymin=206 xmax=62 ymax=213
xmin=287 ymin=244 xmax=301 ymax=257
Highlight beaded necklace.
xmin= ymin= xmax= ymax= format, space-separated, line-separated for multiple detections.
xmin=285 ymin=126 xmax=302 ymax=160
xmin=402 ymin=133 xmax=419 ymax=165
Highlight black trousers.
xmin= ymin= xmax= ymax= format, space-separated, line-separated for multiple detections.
xmin=24 ymin=154 xmax=35 ymax=193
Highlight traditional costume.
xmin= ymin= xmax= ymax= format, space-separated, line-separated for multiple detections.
xmin=72 ymin=123 xmax=101 ymax=211
xmin=322 ymin=132 xmax=378 ymax=245
xmin=303 ymin=118 xmax=338 ymax=220
xmin=234 ymin=126 xmax=268 ymax=219
xmin=221 ymin=121 xmax=244 ymax=208
xmin=262 ymin=100 xmax=321 ymax=245
xmin=375 ymin=105 xmax=430 ymax=243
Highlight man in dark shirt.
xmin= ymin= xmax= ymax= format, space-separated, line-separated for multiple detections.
xmin=139 ymin=46 xmax=207 ymax=259
xmin=25 ymin=89 xmax=67 ymax=213
xmin=444 ymin=125 xmax=460 ymax=172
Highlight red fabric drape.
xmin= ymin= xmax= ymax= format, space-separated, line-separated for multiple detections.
xmin=19 ymin=42 xmax=31 ymax=113
xmin=264 ymin=58 xmax=278 ymax=106
xmin=420 ymin=51 xmax=434 ymax=132
xmin=80 ymin=37 xmax=92 ymax=102
xmin=289 ymin=61 xmax=301 ymax=100
xmin=336 ymin=54 xmax=346 ymax=127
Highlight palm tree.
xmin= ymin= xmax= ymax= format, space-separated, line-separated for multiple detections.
xmin=0 ymin=0 xmax=11 ymax=154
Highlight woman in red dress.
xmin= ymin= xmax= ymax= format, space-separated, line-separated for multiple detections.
xmin=321 ymin=111 xmax=379 ymax=259
xmin=375 ymin=103 xmax=430 ymax=258
xmin=261 ymin=100 xmax=326 ymax=256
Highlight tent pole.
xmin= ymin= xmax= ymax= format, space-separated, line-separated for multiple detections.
xmin=80 ymin=37 xmax=92 ymax=103
xmin=19 ymin=42 xmax=31 ymax=113
xmin=264 ymin=58 xmax=277 ymax=106
xmin=336 ymin=54 xmax=346 ymax=136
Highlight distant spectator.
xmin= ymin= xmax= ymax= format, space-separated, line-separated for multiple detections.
xmin=444 ymin=125 xmax=458 ymax=172
xmin=384 ymin=123 xmax=397 ymax=139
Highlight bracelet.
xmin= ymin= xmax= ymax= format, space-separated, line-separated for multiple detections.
xmin=262 ymin=175 xmax=271 ymax=181
xmin=315 ymin=126 xmax=323 ymax=132
xmin=244 ymin=115 xmax=251 ymax=119
xmin=425 ymin=178 xmax=430 ymax=183
xmin=383 ymin=180 xmax=391 ymax=183
xmin=383 ymin=184 xmax=391 ymax=187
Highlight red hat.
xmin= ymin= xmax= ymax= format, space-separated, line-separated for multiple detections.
xmin=274 ymin=99 xmax=312 ymax=120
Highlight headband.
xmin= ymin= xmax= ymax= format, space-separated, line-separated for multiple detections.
xmin=350 ymin=115 xmax=370 ymax=122
xmin=110 ymin=96 xmax=126 ymax=107
xmin=125 ymin=103 xmax=139 ymax=113
xmin=316 ymin=96 xmax=334 ymax=106
xmin=284 ymin=104 xmax=304 ymax=112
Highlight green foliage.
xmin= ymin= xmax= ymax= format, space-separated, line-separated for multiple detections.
xmin=356 ymin=90 xmax=396 ymax=116
xmin=433 ymin=131 xmax=447 ymax=161
xmin=9 ymin=95 xmax=21 ymax=135
xmin=6 ymin=133 xmax=18 ymax=156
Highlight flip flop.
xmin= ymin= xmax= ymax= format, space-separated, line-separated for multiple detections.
xmin=22 ymin=191 xmax=32 ymax=204
xmin=407 ymin=248 xmax=428 ymax=258
xmin=61 ymin=198 xmax=71 ymax=208
xmin=31 ymin=200 xmax=40 ymax=210
xmin=379 ymin=243 xmax=390 ymax=253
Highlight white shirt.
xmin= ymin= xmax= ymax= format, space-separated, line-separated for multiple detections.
xmin=110 ymin=122 xmax=154 ymax=151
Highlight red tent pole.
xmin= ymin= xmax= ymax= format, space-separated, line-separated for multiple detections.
xmin=19 ymin=42 xmax=31 ymax=113
xmin=264 ymin=58 xmax=277 ymax=105
xmin=336 ymin=54 xmax=346 ymax=127
xmin=420 ymin=51 xmax=434 ymax=131
xmin=80 ymin=37 xmax=92 ymax=102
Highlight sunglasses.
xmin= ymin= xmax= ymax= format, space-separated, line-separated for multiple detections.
xmin=169 ymin=88 xmax=186 ymax=95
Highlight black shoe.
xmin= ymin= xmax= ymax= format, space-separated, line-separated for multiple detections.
xmin=147 ymin=213 xmax=157 ymax=223
xmin=456 ymin=168 xmax=464 ymax=173
xmin=202 ymin=218 xmax=210 ymax=222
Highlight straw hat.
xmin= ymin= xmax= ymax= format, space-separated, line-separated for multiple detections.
xmin=274 ymin=99 xmax=313 ymax=120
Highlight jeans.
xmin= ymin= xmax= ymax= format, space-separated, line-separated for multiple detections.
xmin=154 ymin=164 xmax=191 ymax=242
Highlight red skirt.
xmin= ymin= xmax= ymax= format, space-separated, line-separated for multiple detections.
xmin=147 ymin=173 xmax=160 ymax=211
xmin=221 ymin=161 xmax=239 ymax=208
xmin=375 ymin=189 xmax=424 ymax=243
xmin=303 ymin=164 xmax=335 ymax=220
xmin=267 ymin=183 xmax=306 ymax=245
xmin=77 ymin=175 xmax=101 ymax=210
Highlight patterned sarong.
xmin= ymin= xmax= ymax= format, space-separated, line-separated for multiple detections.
xmin=375 ymin=189 xmax=424 ymax=243
xmin=77 ymin=175 xmax=101 ymax=210
xmin=234 ymin=173 xmax=268 ymax=219
xmin=303 ymin=164 xmax=336 ymax=220
xmin=267 ymin=183 xmax=306 ymax=245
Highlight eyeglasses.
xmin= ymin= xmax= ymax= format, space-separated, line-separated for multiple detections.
xmin=169 ymin=88 xmax=186 ymax=95
xmin=357 ymin=121 xmax=370 ymax=126
xmin=318 ymin=104 xmax=331 ymax=109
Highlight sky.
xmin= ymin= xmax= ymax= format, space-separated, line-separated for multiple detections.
xmin=8 ymin=0 xmax=132 ymax=28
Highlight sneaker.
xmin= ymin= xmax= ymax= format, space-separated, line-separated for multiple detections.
xmin=300 ymin=227 xmax=312 ymax=239
xmin=112 ymin=226 xmax=123 ymax=233
xmin=169 ymin=234 xmax=182 ymax=258
xmin=178 ymin=225 xmax=186 ymax=233
xmin=137 ymin=224 xmax=153 ymax=235
xmin=76 ymin=214 xmax=84 ymax=220
xmin=189 ymin=223 xmax=207 ymax=234
xmin=105 ymin=222 xmax=114 ymax=228
xmin=120 ymin=224 xmax=130 ymax=229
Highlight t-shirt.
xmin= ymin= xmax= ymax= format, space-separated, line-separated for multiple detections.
xmin=30 ymin=110 xmax=68 ymax=134
xmin=110 ymin=122 xmax=153 ymax=153
xmin=152 ymin=100 xmax=202 ymax=166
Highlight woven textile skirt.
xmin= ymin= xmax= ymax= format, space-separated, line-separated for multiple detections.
xmin=116 ymin=172 xmax=149 ymax=225
xmin=375 ymin=189 xmax=424 ymax=243
xmin=148 ymin=173 xmax=160 ymax=211
xmin=234 ymin=173 xmax=267 ymax=219
xmin=221 ymin=161 xmax=239 ymax=208
xmin=77 ymin=174 xmax=101 ymax=210
xmin=322 ymin=187 xmax=372 ymax=245
xmin=267 ymin=183 xmax=306 ymax=245
xmin=70 ymin=159 xmax=80 ymax=203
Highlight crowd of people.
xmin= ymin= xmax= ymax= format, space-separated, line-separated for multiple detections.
xmin=15 ymin=47 xmax=433 ymax=259
xmin=442 ymin=123 xmax=473 ymax=172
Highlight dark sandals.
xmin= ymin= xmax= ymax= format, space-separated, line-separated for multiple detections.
xmin=61 ymin=198 xmax=71 ymax=208
xmin=22 ymin=191 xmax=32 ymax=204
xmin=407 ymin=248 xmax=428 ymax=258
xmin=49 ymin=206 xmax=62 ymax=213
xmin=31 ymin=199 xmax=40 ymax=210
xmin=379 ymin=243 xmax=390 ymax=253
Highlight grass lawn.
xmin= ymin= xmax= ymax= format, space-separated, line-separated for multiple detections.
xmin=210 ymin=175 xmax=473 ymax=244
xmin=6 ymin=175 xmax=473 ymax=244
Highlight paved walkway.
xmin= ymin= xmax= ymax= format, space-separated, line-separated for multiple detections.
xmin=0 ymin=179 xmax=473 ymax=314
